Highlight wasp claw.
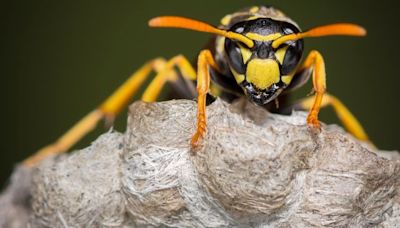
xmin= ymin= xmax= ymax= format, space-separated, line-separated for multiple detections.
xmin=307 ymin=119 xmax=321 ymax=129
xmin=190 ymin=132 xmax=203 ymax=149
xmin=307 ymin=115 xmax=321 ymax=133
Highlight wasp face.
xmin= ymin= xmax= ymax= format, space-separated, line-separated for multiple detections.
xmin=224 ymin=18 xmax=304 ymax=105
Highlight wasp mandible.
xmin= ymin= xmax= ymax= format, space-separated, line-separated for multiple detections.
xmin=24 ymin=6 xmax=369 ymax=166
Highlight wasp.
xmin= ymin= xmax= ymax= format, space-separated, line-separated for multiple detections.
xmin=24 ymin=6 xmax=369 ymax=166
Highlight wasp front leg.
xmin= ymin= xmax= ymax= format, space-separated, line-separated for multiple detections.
xmin=298 ymin=50 xmax=327 ymax=129
xmin=191 ymin=50 xmax=219 ymax=148
xmin=295 ymin=93 xmax=372 ymax=145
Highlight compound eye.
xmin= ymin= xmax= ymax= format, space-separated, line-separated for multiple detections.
xmin=225 ymin=38 xmax=246 ymax=74
xmin=281 ymin=40 xmax=304 ymax=75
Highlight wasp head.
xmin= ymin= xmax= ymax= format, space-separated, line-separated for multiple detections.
xmin=224 ymin=18 xmax=304 ymax=105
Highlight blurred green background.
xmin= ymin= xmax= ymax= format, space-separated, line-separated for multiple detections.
xmin=2 ymin=0 xmax=399 ymax=187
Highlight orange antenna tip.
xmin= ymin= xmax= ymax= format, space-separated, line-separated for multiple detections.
xmin=148 ymin=17 xmax=162 ymax=27
xmin=305 ymin=23 xmax=367 ymax=37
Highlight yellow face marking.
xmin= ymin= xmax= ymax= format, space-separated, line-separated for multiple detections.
xmin=275 ymin=46 xmax=289 ymax=64
xmin=231 ymin=67 xmax=245 ymax=84
xmin=245 ymin=32 xmax=282 ymax=42
xmin=220 ymin=14 xmax=232 ymax=26
xmin=239 ymin=44 xmax=252 ymax=63
xmin=250 ymin=6 xmax=259 ymax=13
xmin=246 ymin=59 xmax=280 ymax=90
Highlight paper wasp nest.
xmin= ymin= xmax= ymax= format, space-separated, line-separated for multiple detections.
xmin=1 ymin=99 xmax=399 ymax=227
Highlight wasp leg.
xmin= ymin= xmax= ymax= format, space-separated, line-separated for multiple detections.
xmin=191 ymin=50 xmax=219 ymax=148
xmin=22 ymin=58 xmax=176 ymax=167
xmin=98 ymin=58 xmax=168 ymax=116
xmin=23 ymin=55 xmax=198 ymax=167
xmin=141 ymin=55 xmax=196 ymax=102
xmin=22 ymin=110 xmax=104 ymax=167
xmin=295 ymin=93 xmax=371 ymax=144
xmin=298 ymin=50 xmax=326 ymax=129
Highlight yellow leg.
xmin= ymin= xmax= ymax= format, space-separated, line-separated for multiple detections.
xmin=22 ymin=110 xmax=103 ymax=166
xmin=191 ymin=50 xmax=219 ymax=148
xmin=141 ymin=55 xmax=196 ymax=102
xmin=298 ymin=50 xmax=326 ymax=129
xmin=298 ymin=93 xmax=370 ymax=142
xmin=23 ymin=58 xmax=169 ymax=167
xmin=23 ymin=54 xmax=198 ymax=167
xmin=99 ymin=58 xmax=168 ymax=116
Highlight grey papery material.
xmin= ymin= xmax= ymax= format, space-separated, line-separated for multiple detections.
xmin=1 ymin=99 xmax=399 ymax=227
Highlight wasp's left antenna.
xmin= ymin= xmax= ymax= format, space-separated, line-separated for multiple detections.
xmin=149 ymin=16 xmax=255 ymax=48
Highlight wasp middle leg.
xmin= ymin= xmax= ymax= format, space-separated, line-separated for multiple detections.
xmin=294 ymin=93 xmax=371 ymax=144
xmin=23 ymin=55 xmax=197 ymax=166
